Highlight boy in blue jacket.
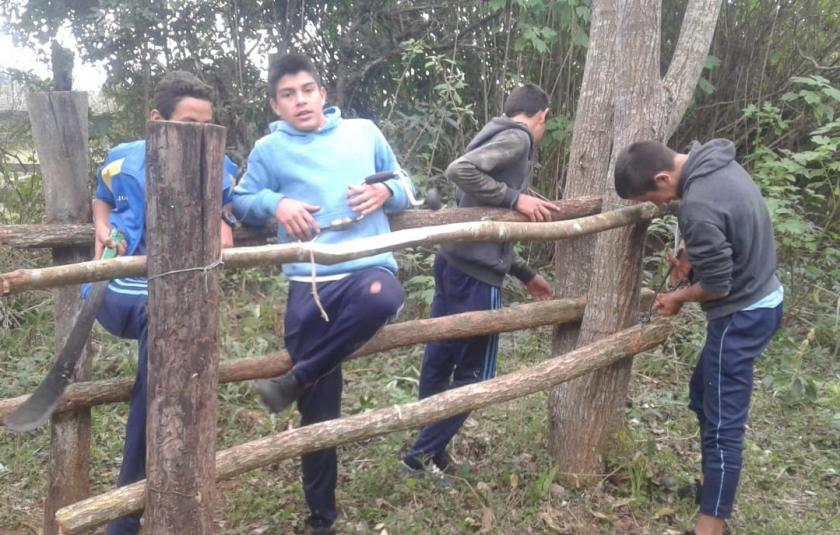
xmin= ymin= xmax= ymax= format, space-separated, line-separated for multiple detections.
xmin=232 ymin=53 xmax=414 ymax=535
xmin=614 ymin=140 xmax=783 ymax=535
xmin=90 ymin=71 xmax=238 ymax=535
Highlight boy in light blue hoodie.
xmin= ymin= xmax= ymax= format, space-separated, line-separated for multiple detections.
xmin=232 ymin=53 xmax=414 ymax=534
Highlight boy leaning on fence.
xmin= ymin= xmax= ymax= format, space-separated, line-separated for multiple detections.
xmin=614 ymin=139 xmax=783 ymax=535
xmin=231 ymin=53 xmax=416 ymax=535
xmin=86 ymin=70 xmax=238 ymax=535
xmin=401 ymin=83 xmax=560 ymax=481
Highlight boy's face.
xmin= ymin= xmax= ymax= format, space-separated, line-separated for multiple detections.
xmin=270 ymin=71 xmax=327 ymax=132
xmin=531 ymin=109 xmax=549 ymax=144
xmin=630 ymin=172 xmax=678 ymax=207
xmin=149 ymin=97 xmax=213 ymax=123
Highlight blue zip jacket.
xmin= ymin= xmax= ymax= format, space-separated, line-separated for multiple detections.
xmin=232 ymin=107 xmax=414 ymax=278
xmin=84 ymin=139 xmax=236 ymax=297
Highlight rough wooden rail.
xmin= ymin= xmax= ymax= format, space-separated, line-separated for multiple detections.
xmin=0 ymin=198 xmax=603 ymax=248
xmin=54 ymin=320 xmax=671 ymax=533
xmin=0 ymin=202 xmax=658 ymax=295
xmin=1 ymin=291 xmax=655 ymax=421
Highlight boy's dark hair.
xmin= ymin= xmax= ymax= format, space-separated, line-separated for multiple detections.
xmin=503 ymin=83 xmax=549 ymax=117
xmin=152 ymin=71 xmax=214 ymax=120
xmin=268 ymin=53 xmax=322 ymax=99
xmin=614 ymin=141 xmax=677 ymax=199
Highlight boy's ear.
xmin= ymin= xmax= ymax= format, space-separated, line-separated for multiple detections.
xmin=149 ymin=109 xmax=163 ymax=121
xmin=653 ymin=171 xmax=672 ymax=188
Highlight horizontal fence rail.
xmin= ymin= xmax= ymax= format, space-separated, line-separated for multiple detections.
xmin=54 ymin=320 xmax=672 ymax=533
xmin=0 ymin=290 xmax=654 ymax=421
xmin=0 ymin=203 xmax=659 ymax=296
xmin=1 ymin=198 xmax=603 ymax=249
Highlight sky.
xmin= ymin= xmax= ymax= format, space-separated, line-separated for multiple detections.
xmin=0 ymin=28 xmax=106 ymax=92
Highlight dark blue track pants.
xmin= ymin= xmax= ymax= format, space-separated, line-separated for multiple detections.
xmin=285 ymin=268 xmax=404 ymax=528
xmin=407 ymin=255 xmax=501 ymax=459
xmin=691 ymin=303 xmax=783 ymax=518
xmin=93 ymin=285 xmax=148 ymax=535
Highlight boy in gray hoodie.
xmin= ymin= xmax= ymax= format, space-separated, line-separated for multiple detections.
xmin=614 ymin=139 xmax=783 ymax=535
xmin=402 ymin=84 xmax=559 ymax=478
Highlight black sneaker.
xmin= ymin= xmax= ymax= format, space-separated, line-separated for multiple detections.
xmin=400 ymin=454 xmax=453 ymax=487
xmin=433 ymin=450 xmax=469 ymax=476
xmin=305 ymin=524 xmax=335 ymax=535
xmin=256 ymin=372 xmax=306 ymax=413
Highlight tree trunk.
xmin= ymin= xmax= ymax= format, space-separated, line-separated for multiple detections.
xmin=28 ymin=91 xmax=93 ymax=535
xmin=548 ymin=0 xmax=617 ymax=465
xmin=144 ymin=121 xmax=224 ymax=534
xmin=55 ymin=321 xmax=672 ymax=534
xmin=548 ymin=0 xmax=722 ymax=479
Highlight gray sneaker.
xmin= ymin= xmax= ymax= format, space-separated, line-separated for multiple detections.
xmin=400 ymin=455 xmax=454 ymax=487
xmin=256 ymin=372 xmax=306 ymax=413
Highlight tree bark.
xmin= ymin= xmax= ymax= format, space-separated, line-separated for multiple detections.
xmin=548 ymin=0 xmax=721 ymax=480
xmin=144 ymin=121 xmax=224 ymax=534
xmin=28 ymin=91 xmax=93 ymax=535
xmin=0 ymin=203 xmax=658 ymax=295
xmin=0 ymin=292 xmax=651 ymax=420
xmin=0 ymin=197 xmax=603 ymax=249
xmin=55 ymin=320 xmax=672 ymax=534
xmin=548 ymin=0 xmax=618 ymax=463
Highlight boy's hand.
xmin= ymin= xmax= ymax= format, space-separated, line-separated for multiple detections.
xmin=94 ymin=223 xmax=126 ymax=259
xmin=220 ymin=221 xmax=234 ymax=249
xmin=526 ymin=274 xmax=553 ymax=301
xmin=666 ymin=245 xmax=691 ymax=285
xmin=654 ymin=292 xmax=684 ymax=316
xmin=515 ymin=194 xmax=561 ymax=222
xmin=348 ymin=183 xmax=392 ymax=216
xmin=276 ymin=198 xmax=320 ymax=241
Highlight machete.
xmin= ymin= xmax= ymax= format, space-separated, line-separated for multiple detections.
xmin=4 ymin=230 xmax=124 ymax=432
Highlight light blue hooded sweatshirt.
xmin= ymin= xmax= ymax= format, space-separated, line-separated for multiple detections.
xmin=232 ymin=107 xmax=414 ymax=278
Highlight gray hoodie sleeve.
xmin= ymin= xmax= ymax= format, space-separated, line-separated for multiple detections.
xmin=681 ymin=210 xmax=733 ymax=296
xmin=444 ymin=129 xmax=530 ymax=208
xmin=509 ymin=253 xmax=536 ymax=284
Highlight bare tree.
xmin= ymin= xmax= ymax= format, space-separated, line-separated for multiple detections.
xmin=548 ymin=0 xmax=722 ymax=478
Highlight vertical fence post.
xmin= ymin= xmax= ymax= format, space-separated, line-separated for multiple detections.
xmin=144 ymin=121 xmax=224 ymax=533
xmin=27 ymin=91 xmax=92 ymax=535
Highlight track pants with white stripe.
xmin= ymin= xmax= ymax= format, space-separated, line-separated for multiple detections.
xmin=407 ymin=255 xmax=501 ymax=459
xmin=691 ymin=303 xmax=783 ymax=518
xmin=91 ymin=280 xmax=149 ymax=535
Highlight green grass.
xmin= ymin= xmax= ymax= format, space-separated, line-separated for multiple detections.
xmin=1 ymin=266 xmax=838 ymax=534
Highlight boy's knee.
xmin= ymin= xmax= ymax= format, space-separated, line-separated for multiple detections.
xmin=361 ymin=275 xmax=405 ymax=319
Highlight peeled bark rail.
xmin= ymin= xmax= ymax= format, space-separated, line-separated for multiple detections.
xmin=0 ymin=202 xmax=657 ymax=296
xmin=1 ymin=292 xmax=651 ymax=420
xmin=0 ymin=198 xmax=602 ymax=249
xmin=54 ymin=320 xmax=671 ymax=534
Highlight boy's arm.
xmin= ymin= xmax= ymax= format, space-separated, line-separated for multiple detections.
xmin=220 ymin=157 xmax=237 ymax=249
xmin=93 ymin=162 xmax=123 ymax=258
xmin=372 ymin=124 xmax=415 ymax=212
xmin=444 ymin=129 xmax=530 ymax=208
xmin=510 ymin=253 xmax=553 ymax=301
xmin=509 ymin=254 xmax=537 ymax=284
xmin=231 ymin=144 xmax=284 ymax=226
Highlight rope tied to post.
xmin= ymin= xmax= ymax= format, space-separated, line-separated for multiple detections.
xmin=146 ymin=254 xmax=225 ymax=292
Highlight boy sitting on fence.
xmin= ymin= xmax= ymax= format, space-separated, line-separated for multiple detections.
xmin=231 ymin=53 xmax=416 ymax=535
xmin=614 ymin=139 xmax=783 ymax=535
xmin=401 ymin=83 xmax=559 ymax=480
xmin=88 ymin=71 xmax=238 ymax=535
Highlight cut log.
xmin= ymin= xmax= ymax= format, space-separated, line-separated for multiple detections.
xmin=0 ymin=198 xmax=602 ymax=249
xmin=54 ymin=320 xmax=671 ymax=533
xmin=1 ymin=203 xmax=658 ymax=296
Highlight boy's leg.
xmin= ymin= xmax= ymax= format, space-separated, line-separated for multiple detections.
xmin=407 ymin=264 xmax=501 ymax=461
xmin=279 ymin=269 xmax=405 ymax=529
xmin=96 ymin=284 xmax=149 ymax=535
xmin=287 ymin=269 xmax=405 ymax=385
xmin=696 ymin=304 xmax=782 ymax=520
xmin=298 ymin=367 xmax=342 ymax=530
